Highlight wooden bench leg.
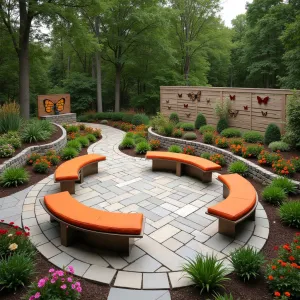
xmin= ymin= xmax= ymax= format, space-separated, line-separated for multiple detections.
xmin=60 ymin=223 xmax=74 ymax=246
xmin=201 ymin=171 xmax=212 ymax=183
xmin=83 ymin=162 xmax=98 ymax=177
xmin=223 ymin=185 xmax=230 ymax=198
xmin=60 ymin=181 xmax=75 ymax=194
xmin=218 ymin=218 xmax=236 ymax=237
xmin=176 ymin=162 xmax=181 ymax=176
xmin=182 ymin=164 xmax=212 ymax=183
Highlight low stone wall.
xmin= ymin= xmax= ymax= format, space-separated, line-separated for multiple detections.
xmin=148 ymin=127 xmax=300 ymax=193
xmin=40 ymin=113 xmax=76 ymax=125
xmin=0 ymin=123 xmax=67 ymax=174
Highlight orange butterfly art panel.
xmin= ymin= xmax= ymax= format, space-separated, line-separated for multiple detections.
xmin=37 ymin=94 xmax=71 ymax=117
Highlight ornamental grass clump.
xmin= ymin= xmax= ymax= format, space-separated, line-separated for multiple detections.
xmin=0 ymin=167 xmax=29 ymax=187
xmin=76 ymin=136 xmax=90 ymax=148
xmin=269 ymin=141 xmax=290 ymax=152
xmin=228 ymin=161 xmax=248 ymax=177
xmin=201 ymin=152 xmax=211 ymax=159
xmin=26 ymin=266 xmax=82 ymax=300
xmin=262 ymin=186 xmax=287 ymax=205
xmin=120 ymin=137 xmax=135 ymax=149
xmin=270 ymin=177 xmax=297 ymax=195
xmin=0 ymin=102 xmax=22 ymax=134
xmin=168 ymin=145 xmax=182 ymax=153
xmin=67 ymin=140 xmax=82 ymax=152
xmin=182 ymin=254 xmax=230 ymax=294
xmin=230 ymin=246 xmax=265 ymax=282
xmin=135 ymin=141 xmax=151 ymax=154
xmin=221 ymin=128 xmax=241 ymax=138
xmin=61 ymin=147 xmax=79 ymax=161
xmin=279 ymin=201 xmax=300 ymax=228
xmin=86 ymin=134 xmax=97 ymax=143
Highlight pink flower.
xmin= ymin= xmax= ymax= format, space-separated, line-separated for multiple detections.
xmin=38 ymin=279 xmax=46 ymax=288
xmin=50 ymin=279 xmax=56 ymax=284
xmin=61 ymin=284 xmax=67 ymax=290
xmin=29 ymin=296 xmax=35 ymax=300
xmin=67 ymin=277 xmax=73 ymax=282
xmin=34 ymin=292 xmax=41 ymax=299
xmin=76 ymin=286 xmax=82 ymax=293
xmin=75 ymin=282 xmax=80 ymax=287
xmin=71 ymin=284 xmax=76 ymax=290
xmin=57 ymin=270 xmax=64 ymax=277
xmin=68 ymin=265 xmax=74 ymax=274
xmin=49 ymin=268 xmax=55 ymax=273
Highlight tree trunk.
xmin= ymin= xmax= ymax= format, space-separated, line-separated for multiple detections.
xmin=95 ymin=52 xmax=103 ymax=112
xmin=184 ymin=55 xmax=190 ymax=85
xmin=115 ymin=64 xmax=122 ymax=112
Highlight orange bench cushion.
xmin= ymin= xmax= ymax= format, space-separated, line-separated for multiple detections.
xmin=146 ymin=151 xmax=221 ymax=171
xmin=55 ymin=154 xmax=106 ymax=181
xmin=44 ymin=192 xmax=144 ymax=235
xmin=207 ymin=174 xmax=257 ymax=221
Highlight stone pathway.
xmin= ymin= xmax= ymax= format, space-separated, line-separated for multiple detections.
xmin=19 ymin=124 xmax=269 ymax=290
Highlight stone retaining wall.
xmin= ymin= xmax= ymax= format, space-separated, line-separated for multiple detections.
xmin=0 ymin=123 xmax=67 ymax=174
xmin=40 ymin=113 xmax=76 ymax=125
xmin=148 ymin=127 xmax=300 ymax=193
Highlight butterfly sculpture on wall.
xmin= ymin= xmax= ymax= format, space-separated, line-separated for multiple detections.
xmin=186 ymin=113 xmax=191 ymax=117
xmin=166 ymin=100 xmax=169 ymax=103
xmin=167 ymin=106 xmax=171 ymax=110
xmin=184 ymin=104 xmax=188 ymax=108
xmin=244 ymin=106 xmax=248 ymax=110
xmin=261 ymin=111 xmax=268 ymax=117
xmin=206 ymin=98 xmax=211 ymax=104
xmin=228 ymin=109 xmax=239 ymax=118
xmin=178 ymin=93 xmax=182 ymax=98
xmin=257 ymin=96 xmax=269 ymax=105
xmin=187 ymin=91 xmax=201 ymax=102
xmin=230 ymin=95 xmax=236 ymax=101
xmin=43 ymin=98 xmax=65 ymax=115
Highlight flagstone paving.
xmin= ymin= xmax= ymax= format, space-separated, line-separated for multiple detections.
xmin=19 ymin=124 xmax=270 ymax=289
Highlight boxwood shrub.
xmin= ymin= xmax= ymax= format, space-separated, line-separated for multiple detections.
xmin=243 ymin=131 xmax=264 ymax=143
xmin=221 ymin=128 xmax=242 ymax=138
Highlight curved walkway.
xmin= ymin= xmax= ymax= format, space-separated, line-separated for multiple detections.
xmin=20 ymin=124 xmax=269 ymax=290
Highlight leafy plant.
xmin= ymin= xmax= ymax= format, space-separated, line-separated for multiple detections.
xmin=195 ymin=113 xmax=206 ymax=129
xmin=120 ymin=137 xmax=135 ymax=149
xmin=228 ymin=161 xmax=248 ymax=177
xmin=183 ymin=132 xmax=197 ymax=140
xmin=39 ymin=120 xmax=55 ymax=135
xmin=279 ymin=201 xmax=300 ymax=228
xmin=76 ymin=136 xmax=90 ymax=148
xmin=199 ymin=125 xmax=215 ymax=134
xmin=243 ymin=131 xmax=264 ymax=143
xmin=125 ymin=132 xmax=134 ymax=138
xmin=230 ymin=144 xmax=243 ymax=156
xmin=46 ymin=153 xmax=60 ymax=166
xmin=210 ymin=154 xmax=226 ymax=166
xmin=26 ymin=153 xmax=42 ymax=165
xmin=214 ymin=98 xmax=230 ymax=120
xmin=215 ymin=137 xmax=229 ymax=148
xmin=122 ymin=113 xmax=134 ymax=123
xmin=272 ymin=159 xmax=296 ymax=177
xmin=149 ymin=139 xmax=160 ymax=150
xmin=242 ymin=145 xmax=264 ymax=158
xmin=183 ymin=146 xmax=195 ymax=155
xmin=33 ymin=158 xmax=51 ymax=174
xmin=86 ymin=133 xmax=97 ymax=143
xmin=230 ymin=246 xmax=265 ymax=281
xmin=0 ymin=167 xmax=29 ymax=187
xmin=182 ymin=254 xmax=230 ymax=294
xmin=173 ymin=128 xmax=183 ymax=138
xmin=21 ymin=120 xmax=51 ymax=143
xmin=270 ymin=177 xmax=297 ymax=195
xmin=221 ymin=128 xmax=242 ymax=138
xmin=269 ymin=141 xmax=290 ymax=152
xmin=203 ymin=132 xmax=215 ymax=144
xmin=135 ymin=141 xmax=151 ymax=154
xmin=66 ymin=140 xmax=82 ymax=152
xmin=291 ymin=157 xmax=300 ymax=172
xmin=201 ymin=152 xmax=211 ymax=159
xmin=169 ymin=112 xmax=179 ymax=124
xmin=61 ymin=147 xmax=79 ymax=160
xmin=111 ymin=112 xmax=124 ymax=121
xmin=213 ymin=293 xmax=234 ymax=300
xmin=168 ymin=145 xmax=182 ymax=153
xmin=0 ymin=144 xmax=15 ymax=158
xmin=132 ymin=114 xmax=149 ymax=125
xmin=78 ymin=123 xmax=86 ymax=130
xmin=229 ymin=138 xmax=244 ymax=146
xmin=180 ymin=123 xmax=195 ymax=131
xmin=258 ymin=150 xmax=281 ymax=166
xmin=217 ymin=118 xmax=229 ymax=134
xmin=0 ymin=102 xmax=22 ymax=134
xmin=264 ymin=123 xmax=281 ymax=145
xmin=262 ymin=186 xmax=287 ymax=205
xmin=175 ymin=122 xmax=183 ymax=129
xmin=163 ymin=123 xmax=175 ymax=137
xmin=151 ymin=113 xmax=168 ymax=130
xmin=66 ymin=125 xmax=79 ymax=133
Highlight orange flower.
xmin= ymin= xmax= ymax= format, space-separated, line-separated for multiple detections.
xmin=268 ymin=275 xmax=274 ymax=280
xmin=285 ymin=292 xmax=291 ymax=297
xmin=274 ymin=291 xmax=281 ymax=297
xmin=272 ymin=265 xmax=277 ymax=270
xmin=289 ymin=256 xmax=295 ymax=261
xmin=281 ymin=262 xmax=287 ymax=267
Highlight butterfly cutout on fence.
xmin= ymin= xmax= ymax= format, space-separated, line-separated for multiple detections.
xmin=228 ymin=109 xmax=239 ymax=118
xmin=178 ymin=93 xmax=182 ymax=98
xmin=167 ymin=106 xmax=171 ymax=110
xmin=206 ymin=98 xmax=210 ymax=104
xmin=257 ymin=96 xmax=269 ymax=105
xmin=230 ymin=95 xmax=236 ymax=101
xmin=187 ymin=93 xmax=195 ymax=100
xmin=184 ymin=104 xmax=188 ymax=108
xmin=196 ymin=91 xmax=201 ymax=102
xmin=166 ymin=100 xmax=169 ymax=104
xmin=261 ymin=111 xmax=268 ymax=117
xmin=43 ymin=98 xmax=65 ymax=114
xmin=244 ymin=106 xmax=248 ymax=110
xmin=186 ymin=113 xmax=191 ymax=117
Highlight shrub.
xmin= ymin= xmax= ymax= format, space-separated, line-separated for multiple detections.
xmin=182 ymin=254 xmax=230 ymax=294
xmin=270 ymin=177 xmax=297 ymax=195
xmin=217 ymin=118 xmax=229 ymax=134
xmin=125 ymin=132 xmax=134 ymax=138
xmin=92 ymin=128 xmax=101 ymax=138
xmin=221 ymin=128 xmax=242 ymax=138
xmin=134 ymin=137 xmax=147 ymax=144
xmin=46 ymin=153 xmax=60 ymax=166
xmin=39 ymin=120 xmax=55 ymax=135
xmin=111 ymin=112 xmax=124 ymax=121
xmin=132 ymin=114 xmax=149 ymax=125
xmin=180 ymin=123 xmax=195 ymax=131
xmin=215 ymin=98 xmax=230 ymax=120
xmin=95 ymin=112 xmax=112 ymax=120
xmin=163 ymin=123 xmax=175 ymax=137
xmin=0 ymin=253 xmax=35 ymax=291
xmin=61 ymin=147 xmax=78 ymax=160
xmin=195 ymin=113 xmax=206 ymax=129
xmin=229 ymin=138 xmax=244 ymax=146
xmin=262 ymin=186 xmax=287 ymax=205
xmin=151 ymin=113 xmax=168 ymax=130
xmin=199 ymin=125 xmax=215 ymax=134
xmin=203 ymin=132 xmax=215 ymax=144
xmin=201 ymin=152 xmax=211 ymax=159
xmin=169 ymin=112 xmax=179 ymax=124
xmin=33 ymin=158 xmax=51 ymax=173
xmin=66 ymin=125 xmax=79 ymax=133
xmin=175 ymin=122 xmax=183 ymax=129
xmin=86 ymin=133 xmax=97 ymax=143
xmin=264 ymin=123 xmax=281 ymax=145
xmin=78 ymin=123 xmax=86 ymax=130
xmin=183 ymin=146 xmax=195 ymax=155
xmin=291 ymin=157 xmax=300 ymax=172
xmin=67 ymin=140 xmax=82 ymax=152
xmin=183 ymin=132 xmax=197 ymax=140
xmin=120 ymin=137 xmax=135 ymax=149
xmin=279 ymin=201 xmax=300 ymax=228
xmin=230 ymin=246 xmax=265 ymax=281
xmin=122 ymin=113 xmax=134 ymax=123
xmin=0 ymin=102 xmax=21 ymax=134
xmin=272 ymin=159 xmax=296 ymax=177
xmin=77 ymin=115 xmax=90 ymax=122
xmin=26 ymin=153 xmax=42 ymax=165
xmin=243 ymin=131 xmax=264 ymax=143
xmin=21 ymin=120 xmax=51 ymax=143
xmin=100 ymin=120 xmax=108 ymax=124
xmin=168 ymin=145 xmax=182 ymax=153
xmin=173 ymin=128 xmax=183 ymax=138
xmin=228 ymin=161 xmax=248 ymax=177
xmin=242 ymin=145 xmax=264 ymax=158
xmin=76 ymin=136 xmax=90 ymax=148
xmin=0 ymin=144 xmax=15 ymax=158
xmin=210 ymin=154 xmax=226 ymax=166
xmin=277 ymin=233 xmax=300 ymax=264
xmin=149 ymin=139 xmax=160 ymax=150
xmin=135 ymin=141 xmax=151 ymax=154
xmin=0 ymin=167 xmax=29 ymax=187
xmin=258 ymin=150 xmax=281 ymax=166
xmin=230 ymin=144 xmax=243 ymax=156
xmin=269 ymin=141 xmax=290 ymax=152
xmin=215 ymin=137 xmax=229 ymax=149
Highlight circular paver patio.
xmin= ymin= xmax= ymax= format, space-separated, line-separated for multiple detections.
xmin=21 ymin=124 xmax=269 ymax=289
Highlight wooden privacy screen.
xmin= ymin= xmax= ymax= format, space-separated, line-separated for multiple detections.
xmin=160 ymin=87 xmax=294 ymax=133
xmin=38 ymin=94 xmax=71 ymax=117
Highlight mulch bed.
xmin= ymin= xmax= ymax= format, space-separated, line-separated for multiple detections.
xmin=0 ymin=125 xmax=63 ymax=166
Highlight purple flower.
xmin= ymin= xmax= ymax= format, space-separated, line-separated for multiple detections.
xmin=38 ymin=279 xmax=46 ymax=288
xmin=49 ymin=268 xmax=55 ymax=273
xmin=61 ymin=284 xmax=67 ymax=290
xmin=68 ymin=265 xmax=74 ymax=274
xmin=34 ymin=292 xmax=41 ymax=299
xmin=67 ymin=277 xmax=73 ymax=282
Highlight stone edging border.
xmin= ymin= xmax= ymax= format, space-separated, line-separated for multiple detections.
xmin=0 ymin=123 xmax=67 ymax=174
xmin=148 ymin=127 xmax=300 ymax=194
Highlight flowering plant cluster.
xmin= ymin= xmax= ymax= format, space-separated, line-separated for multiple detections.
xmin=149 ymin=139 xmax=160 ymax=150
xmin=0 ymin=144 xmax=15 ymax=158
xmin=272 ymin=159 xmax=296 ymax=177
xmin=33 ymin=158 xmax=51 ymax=174
xmin=230 ymin=144 xmax=243 ymax=156
xmin=209 ymin=154 xmax=226 ymax=167
xmin=267 ymin=233 xmax=300 ymax=299
xmin=214 ymin=137 xmax=228 ymax=149
xmin=120 ymin=122 xmax=135 ymax=132
xmin=242 ymin=144 xmax=264 ymax=158
xmin=172 ymin=128 xmax=184 ymax=138
xmin=67 ymin=132 xmax=79 ymax=141
xmin=27 ymin=266 xmax=82 ymax=300
xmin=84 ymin=127 xmax=102 ymax=138
xmin=26 ymin=153 xmax=42 ymax=165
xmin=183 ymin=146 xmax=195 ymax=156
xmin=258 ymin=150 xmax=281 ymax=166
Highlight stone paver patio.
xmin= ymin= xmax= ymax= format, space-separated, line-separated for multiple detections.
xmin=20 ymin=124 xmax=269 ymax=289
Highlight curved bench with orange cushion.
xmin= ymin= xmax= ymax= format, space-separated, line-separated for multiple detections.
xmin=41 ymin=191 xmax=144 ymax=255
xmin=207 ymin=174 xmax=258 ymax=237
xmin=54 ymin=154 xmax=106 ymax=194
xmin=145 ymin=151 xmax=221 ymax=183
